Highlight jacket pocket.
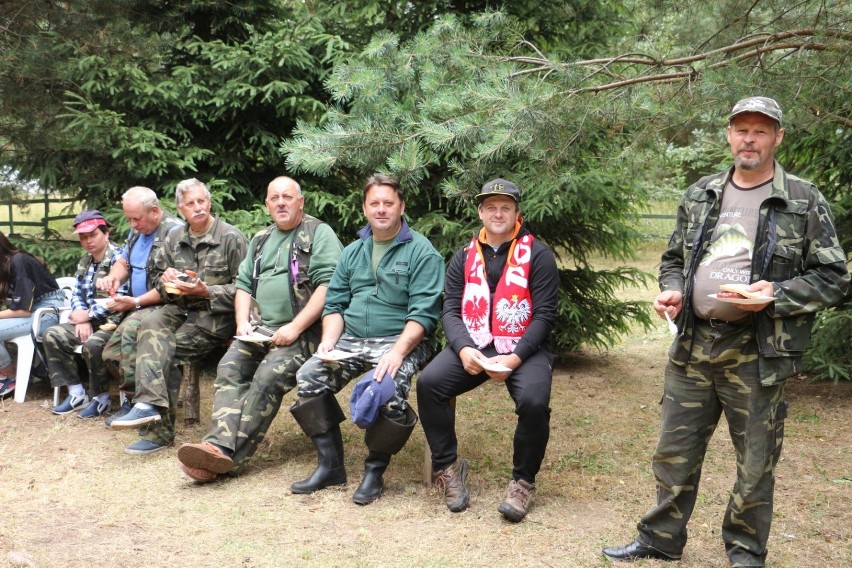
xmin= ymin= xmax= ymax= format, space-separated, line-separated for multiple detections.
xmin=766 ymin=245 xmax=798 ymax=282
xmin=203 ymin=264 xmax=233 ymax=286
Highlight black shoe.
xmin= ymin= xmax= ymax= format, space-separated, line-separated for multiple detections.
xmin=602 ymin=540 xmax=680 ymax=562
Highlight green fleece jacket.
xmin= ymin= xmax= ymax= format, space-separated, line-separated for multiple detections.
xmin=323 ymin=219 xmax=444 ymax=338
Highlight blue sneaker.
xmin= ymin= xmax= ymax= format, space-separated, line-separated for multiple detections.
xmin=125 ymin=439 xmax=170 ymax=455
xmin=104 ymin=399 xmax=133 ymax=428
xmin=52 ymin=394 xmax=90 ymax=415
xmin=0 ymin=377 xmax=15 ymax=397
xmin=109 ymin=405 xmax=161 ymax=430
xmin=78 ymin=398 xmax=110 ymax=419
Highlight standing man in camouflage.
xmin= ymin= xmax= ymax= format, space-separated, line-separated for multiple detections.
xmin=92 ymin=187 xmax=182 ymax=420
xmin=604 ymin=97 xmax=850 ymax=567
xmin=45 ymin=210 xmax=127 ymax=415
xmin=418 ymin=178 xmax=559 ymax=522
xmin=290 ymin=174 xmax=444 ymax=505
xmin=176 ymin=176 xmax=342 ymax=483
xmin=110 ymin=178 xmax=248 ymax=455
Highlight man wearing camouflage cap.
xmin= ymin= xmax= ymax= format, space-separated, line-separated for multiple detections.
xmin=604 ymin=97 xmax=850 ymax=566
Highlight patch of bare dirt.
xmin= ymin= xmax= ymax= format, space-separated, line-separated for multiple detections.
xmin=0 ymin=327 xmax=849 ymax=567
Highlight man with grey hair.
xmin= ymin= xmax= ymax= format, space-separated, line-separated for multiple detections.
xmin=176 ymin=176 xmax=343 ymax=482
xmin=91 ymin=187 xmax=183 ymax=420
xmin=110 ymin=178 xmax=248 ymax=455
xmin=603 ymin=97 xmax=849 ymax=566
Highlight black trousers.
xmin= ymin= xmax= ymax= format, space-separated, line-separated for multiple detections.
xmin=416 ymin=345 xmax=554 ymax=484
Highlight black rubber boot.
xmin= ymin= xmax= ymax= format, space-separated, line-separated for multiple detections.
xmin=352 ymin=405 xmax=418 ymax=505
xmin=290 ymin=393 xmax=347 ymax=494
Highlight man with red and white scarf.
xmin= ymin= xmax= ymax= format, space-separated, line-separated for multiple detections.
xmin=417 ymin=178 xmax=559 ymax=522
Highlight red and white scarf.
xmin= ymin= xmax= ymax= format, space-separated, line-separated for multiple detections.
xmin=461 ymin=225 xmax=534 ymax=353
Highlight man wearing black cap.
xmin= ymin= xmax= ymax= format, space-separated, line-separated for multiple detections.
xmin=44 ymin=210 xmax=128 ymax=415
xmin=417 ymin=178 xmax=559 ymax=522
xmin=603 ymin=97 xmax=849 ymax=566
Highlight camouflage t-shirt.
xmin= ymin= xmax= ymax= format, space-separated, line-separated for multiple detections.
xmin=692 ymin=179 xmax=771 ymax=321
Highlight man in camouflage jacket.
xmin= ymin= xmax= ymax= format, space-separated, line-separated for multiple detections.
xmin=110 ymin=179 xmax=248 ymax=455
xmin=176 ymin=176 xmax=342 ymax=483
xmin=604 ymin=97 xmax=849 ymax=567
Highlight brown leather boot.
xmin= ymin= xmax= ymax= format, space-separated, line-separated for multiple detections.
xmin=433 ymin=458 xmax=470 ymax=512
xmin=497 ymin=479 xmax=535 ymax=522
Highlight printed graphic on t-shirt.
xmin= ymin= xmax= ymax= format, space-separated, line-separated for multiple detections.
xmin=691 ymin=181 xmax=770 ymax=320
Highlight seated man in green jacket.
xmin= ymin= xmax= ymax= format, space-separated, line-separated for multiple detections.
xmin=175 ymin=176 xmax=343 ymax=482
xmin=290 ymin=173 xmax=444 ymax=505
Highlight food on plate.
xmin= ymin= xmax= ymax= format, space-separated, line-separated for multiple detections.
xmin=717 ymin=283 xmax=766 ymax=300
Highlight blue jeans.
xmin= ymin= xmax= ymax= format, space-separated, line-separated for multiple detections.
xmin=0 ymin=289 xmax=66 ymax=370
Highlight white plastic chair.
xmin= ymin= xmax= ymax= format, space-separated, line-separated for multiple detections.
xmin=12 ymin=277 xmax=76 ymax=404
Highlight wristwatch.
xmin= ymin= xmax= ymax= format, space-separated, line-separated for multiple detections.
xmin=134 ymin=297 xmax=142 ymax=310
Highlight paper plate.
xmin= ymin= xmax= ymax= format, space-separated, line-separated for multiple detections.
xmin=235 ymin=334 xmax=273 ymax=343
xmin=708 ymin=293 xmax=774 ymax=306
xmin=314 ymin=349 xmax=358 ymax=362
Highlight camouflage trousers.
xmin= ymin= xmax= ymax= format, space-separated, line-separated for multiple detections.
xmin=637 ymin=318 xmax=786 ymax=567
xmin=133 ymin=304 xmax=234 ymax=446
xmin=204 ymin=333 xmax=317 ymax=474
xmin=101 ymin=306 xmax=162 ymax=394
xmin=296 ymin=334 xmax=433 ymax=418
xmin=42 ymin=320 xmax=111 ymax=392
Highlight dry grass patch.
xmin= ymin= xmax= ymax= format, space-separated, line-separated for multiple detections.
xmin=1 ymin=240 xmax=849 ymax=566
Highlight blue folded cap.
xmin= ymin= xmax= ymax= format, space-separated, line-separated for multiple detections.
xmin=349 ymin=369 xmax=396 ymax=429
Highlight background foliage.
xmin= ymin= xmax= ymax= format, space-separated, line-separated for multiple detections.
xmin=1 ymin=1 xmax=849 ymax=371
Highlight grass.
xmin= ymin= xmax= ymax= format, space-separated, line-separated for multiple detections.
xmin=0 ymin=235 xmax=849 ymax=567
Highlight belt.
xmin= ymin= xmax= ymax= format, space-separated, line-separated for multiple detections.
xmin=695 ymin=316 xmax=749 ymax=329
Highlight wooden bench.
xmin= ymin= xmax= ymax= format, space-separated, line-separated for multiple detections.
xmin=179 ymin=339 xmax=232 ymax=425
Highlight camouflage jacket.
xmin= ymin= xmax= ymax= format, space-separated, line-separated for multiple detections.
xmin=249 ymin=214 xmax=340 ymax=337
xmin=122 ymin=210 xmax=183 ymax=293
xmin=660 ymin=161 xmax=850 ymax=385
xmin=152 ymin=216 xmax=248 ymax=340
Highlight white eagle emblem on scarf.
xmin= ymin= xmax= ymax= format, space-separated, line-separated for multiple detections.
xmin=495 ymin=295 xmax=531 ymax=334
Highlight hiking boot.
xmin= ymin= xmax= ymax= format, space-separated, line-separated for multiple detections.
xmin=497 ymin=479 xmax=535 ymax=522
xmin=433 ymin=458 xmax=469 ymax=512
xmin=179 ymin=462 xmax=218 ymax=484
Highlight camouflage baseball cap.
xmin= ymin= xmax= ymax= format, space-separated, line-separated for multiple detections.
xmin=729 ymin=96 xmax=782 ymax=126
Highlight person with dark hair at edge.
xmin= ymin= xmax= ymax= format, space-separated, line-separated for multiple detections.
xmin=0 ymin=231 xmax=66 ymax=397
